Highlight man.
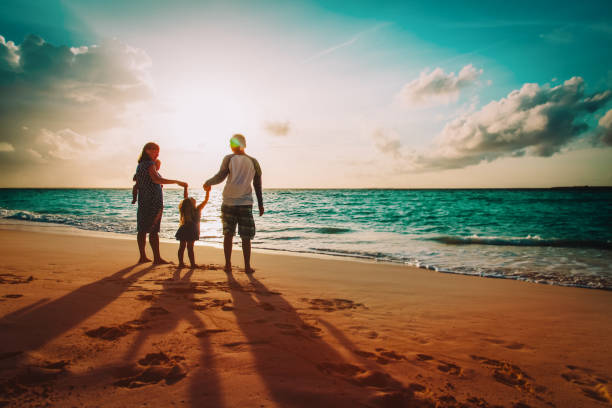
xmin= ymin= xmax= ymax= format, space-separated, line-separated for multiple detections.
xmin=204 ymin=134 xmax=264 ymax=273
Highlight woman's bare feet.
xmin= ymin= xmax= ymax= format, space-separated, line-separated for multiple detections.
xmin=178 ymin=263 xmax=186 ymax=268
xmin=244 ymin=267 xmax=255 ymax=274
xmin=190 ymin=263 xmax=197 ymax=269
xmin=138 ymin=257 xmax=152 ymax=264
xmin=223 ymin=264 xmax=232 ymax=273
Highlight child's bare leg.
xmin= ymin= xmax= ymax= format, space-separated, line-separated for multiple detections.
xmin=241 ymin=237 xmax=254 ymax=274
xmin=137 ymin=232 xmax=151 ymax=263
xmin=187 ymin=241 xmax=196 ymax=268
xmin=178 ymin=241 xmax=187 ymax=267
xmin=223 ymin=234 xmax=233 ymax=272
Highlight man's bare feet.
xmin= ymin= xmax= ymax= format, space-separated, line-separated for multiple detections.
xmin=178 ymin=263 xmax=186 ymax=268
xmin=138 ymin=257 xmax=152 ymax=264
xmin=223 ymin=264 xmax=232 ymax=273
xmin=190 ymin=264 xmax=197 ymax=269
xmin=153 ymin=258 xmax=171 ymax=265
xmin=244 ymin=267 xmax=255 ymax=274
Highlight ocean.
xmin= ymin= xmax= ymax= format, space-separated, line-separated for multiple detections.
xmin=1 ymin=188 xmax=611 ymax=289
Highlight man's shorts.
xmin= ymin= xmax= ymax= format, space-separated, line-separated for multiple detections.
xmin=221 ymin=204 xmax=256 ymax=239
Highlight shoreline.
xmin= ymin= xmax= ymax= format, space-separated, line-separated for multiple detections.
xmin=1 ymin=219 xmax=609 ymax=292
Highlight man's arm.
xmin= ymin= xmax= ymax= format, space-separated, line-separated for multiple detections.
xmin=204 ymin=155 xmax=232 ymax=187
xmin=251 ymin=157 xmax=264 ymax=216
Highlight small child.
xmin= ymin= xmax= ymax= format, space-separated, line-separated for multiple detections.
xmin=132 ymin=159 xmax=162 ymax=204
xmin=175 ymin=186 xmax=210 ymax=268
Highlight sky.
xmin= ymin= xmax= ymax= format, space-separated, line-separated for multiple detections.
xmin=0 ymin=0 xmax=611 ymax=188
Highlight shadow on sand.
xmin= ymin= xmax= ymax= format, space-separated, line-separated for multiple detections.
xmin=0 ymin=263 xmax=437 ymax=407
xmin=224 ymin=271 xmax=427 ymax=407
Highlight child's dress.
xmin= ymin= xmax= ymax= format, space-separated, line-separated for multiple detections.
xmin=175 ymin=210 xmax=201 ymax=241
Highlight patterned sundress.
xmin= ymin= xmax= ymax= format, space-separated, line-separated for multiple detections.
xmin=135 ymin=160 xmax=163 ymax=233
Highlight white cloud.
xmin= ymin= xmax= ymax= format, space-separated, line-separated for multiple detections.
xmin=37 ymin=128 xmax=96 ymax=160
xmin=264 ymin=121 xmax=291 ymax=137
xmin=372 ymin=129 xmax=402 ymax=158
xmin=0 ymin=33 xmax=153 ymax=173
xmin=398 ymin=64 xmax=483 ymax=107
xmin=408 ymin=77 xmax=611 ymax=170
xmin=0 ymin=142 xmax=14 ymax=152
xmin=597 ymin=108 xmax=612 ymax=146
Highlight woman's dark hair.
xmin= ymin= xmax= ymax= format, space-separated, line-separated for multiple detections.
xmin=138 ymin=142 xmax=159 ymax=163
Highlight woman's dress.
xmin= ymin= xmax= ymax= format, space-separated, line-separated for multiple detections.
xmin=135 ymin=160 xmax=163 ymax=233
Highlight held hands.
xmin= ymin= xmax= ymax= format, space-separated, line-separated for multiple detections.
xmin=177 ymin=181 xmax=188 ymax=188
xmin=203 ymin=183 xmax=211 ymax=192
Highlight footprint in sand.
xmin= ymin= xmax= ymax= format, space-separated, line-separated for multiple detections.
xmin=353 ymin=348 xmax=407 ymax=366
xmin=437 ymin=361 xmax=463 ymax=376
xmin=483 ymin=337 xmax=526 ymax=350
xmin=194 ymin=329 xmax=228 ymax=337
xmin=561 ymin=365 xmax=612 ymax=404
xmin=316 ymin=362 xmax=402 ymax=389
xmin=136 ymin=294 xmax=155 ymax=301
xmin=222 ymin=340 xmax=269 ymax=350
xmin=317 ymin=361 xmax=474 ymax=407
xmin=85 ymin=319 xmax=149 ymax=341
xmin=270 ymin=322 xmax=321 ymax=338
xmin=145 ymin=306 xmax=170 ymax=316
xmin=0 ymin=274 xmax=33 ymax=284
xmin=348 ymin=325 xmax=379 ymax=339
xmin=300 ymin=298 xmax=366 ymax=312
xmin=483 ymin=338 xmax=506 ymax=345
xmin=113 ymin=352 xmax=186 ymax=388
xmin=190 ymin=298 xmax=233 ymax=311
xmin=413 ymin=354 xmax=470 ymax=379
xmin=505 ymin=342 xmax=525 ymax=350
xmin=301 ymin=323 xmax=322 ymax=336
xmin=0 ymin=360 xmax=70 ymax=402
xmin=471 ymin=355 xmax=546 ymax=395
xmin=415 ymin=353 xmax=434 ymax=361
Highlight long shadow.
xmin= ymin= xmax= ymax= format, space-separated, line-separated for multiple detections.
xmin=225 ymin=271 xmax=407 ymax=407
xmin=0 ymin=264 xmax=224 ymax=407
xmin=118 ymin=267 xmax=224 ymax=408
xmin=0 ymin=264 xmax=154 ymax=358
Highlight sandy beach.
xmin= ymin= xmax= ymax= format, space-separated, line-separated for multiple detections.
xmin=1 ymin=227 xmax=611 ymax=408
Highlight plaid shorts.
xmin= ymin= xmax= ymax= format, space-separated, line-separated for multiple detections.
xmin=221 ymin=205 xmax=256 ymax=239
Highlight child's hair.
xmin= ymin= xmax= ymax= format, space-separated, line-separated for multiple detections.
xmin=179 ymin=197 xmax=197 ymax=226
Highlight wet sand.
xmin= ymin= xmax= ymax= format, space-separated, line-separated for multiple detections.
xmin=0 ymin=228 xmax=611 ymax=407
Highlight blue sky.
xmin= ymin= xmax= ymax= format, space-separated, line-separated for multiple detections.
xmin=1 ymin=0 xmax=611 ymax=187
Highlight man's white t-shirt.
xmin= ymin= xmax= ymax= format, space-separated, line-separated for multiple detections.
xmin=205 ymin=153 xmax=262 ymax=206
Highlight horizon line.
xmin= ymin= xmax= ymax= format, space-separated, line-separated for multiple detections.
xmin=1 ymin=186 xmax=611 ymax=190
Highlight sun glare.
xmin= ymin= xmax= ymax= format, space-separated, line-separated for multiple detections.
xmin=165 ymin=82 xmax=257 ymax=151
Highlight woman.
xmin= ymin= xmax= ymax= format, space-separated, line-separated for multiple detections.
xmin=135 ymin=142 xmax=187 ymax=264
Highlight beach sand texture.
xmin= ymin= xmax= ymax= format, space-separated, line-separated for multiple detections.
xmin=1 ymin=229 xmax=611 ymax=407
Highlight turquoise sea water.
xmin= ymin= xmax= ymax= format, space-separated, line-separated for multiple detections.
xmin=1 ymin=188 xmax=611 ymax=289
